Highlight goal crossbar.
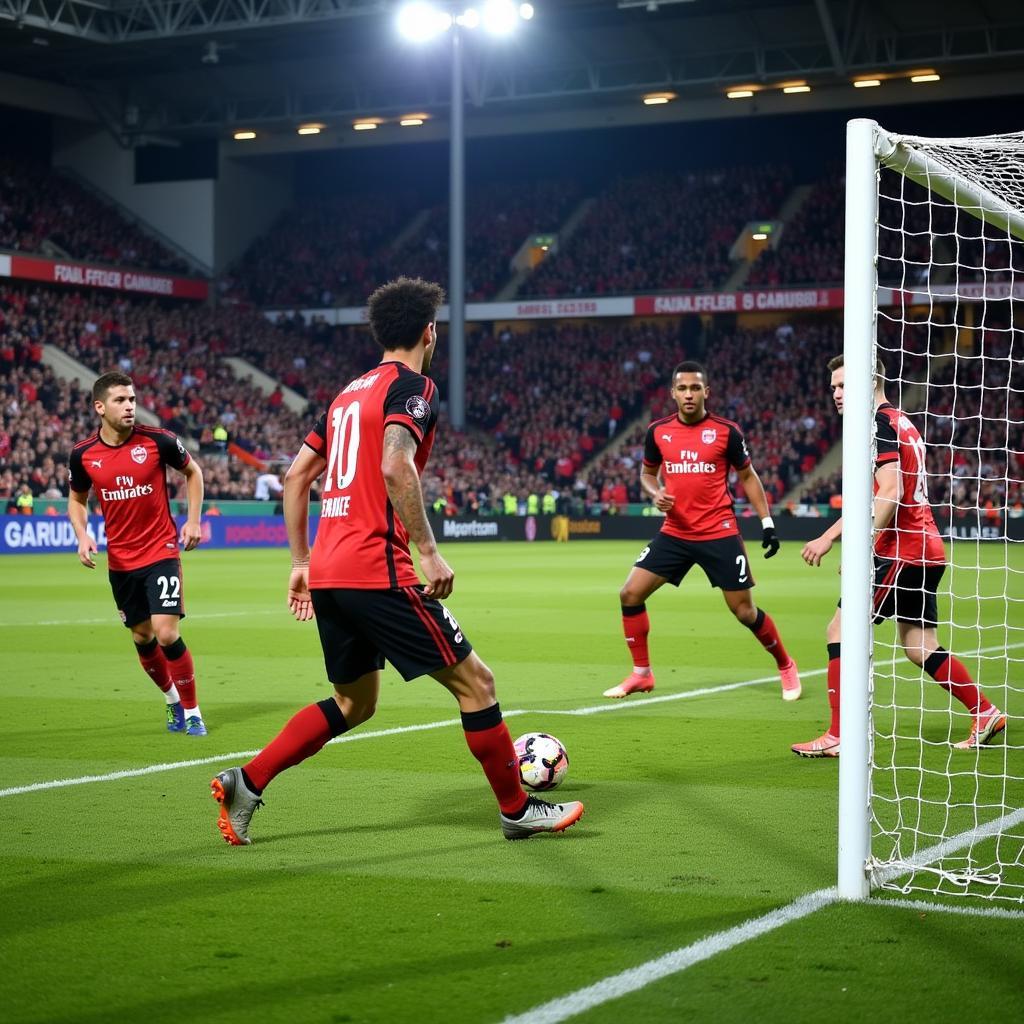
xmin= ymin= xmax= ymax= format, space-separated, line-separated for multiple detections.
xmin=875 ymin=128 xmax=1024 ymax=243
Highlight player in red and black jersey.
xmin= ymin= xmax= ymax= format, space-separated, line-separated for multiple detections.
xmin=68 ymin=371 xmax=208 ymax=736
xmin=605 ymin=361 xmax=801 ymax=701
xmin=792 ymin=355 xmax=1005 ymax=757
xmin=211 ymin=278 xmax=583 ymax=845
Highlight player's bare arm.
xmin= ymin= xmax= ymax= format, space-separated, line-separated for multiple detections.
xmin=873 ymin=461 xmax=900 ymax=532
xmin=737 ymin=463 xmax=781 ymax=558
xmin=382 ymin=423 xmax=454 ymax=600
xmin=802 ymin=518 xmax=843 ymax=566
xmin=641 ymin=467 xmax=674 ymax=511
xmin=283 ymin=444 xmax=326 ymax=621
xmin=178 ymin=459 xmax=205 ymax=551
xmin=68 ymin=489 xmax=97 ymax=568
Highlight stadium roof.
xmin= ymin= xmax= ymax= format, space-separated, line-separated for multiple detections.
xmin=2 ymin=0 xmax=1024 ymax=150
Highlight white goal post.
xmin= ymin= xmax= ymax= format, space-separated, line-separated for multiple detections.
xmin=839 ymin=118 xmax=1024 ymax=902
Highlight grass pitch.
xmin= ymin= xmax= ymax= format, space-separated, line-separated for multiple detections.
xmin=1 ymin=540 xmax=1021 ymax=1023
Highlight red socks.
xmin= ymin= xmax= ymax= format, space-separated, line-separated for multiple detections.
xmin=924 ymin=650 xmax=990 ymax=715
xmin=462 ymin=704 xmax=527 ymax=815
xmin=135 ymin=639 xmax=172 ymax=693
xmin=621 ymin=604 xmax=651 ymax=669
xmin=161 ymin=638 xmax=197 ymax=710
xmin=747 ymin=608 xmax=792 ymax=668
xmin=245 ymin=698 xmax=348 ymax=793
xmin=827 ymin=642 xmax=841 ymax=736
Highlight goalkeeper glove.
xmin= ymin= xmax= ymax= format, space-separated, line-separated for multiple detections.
xmin=761 ymin=519 xmax=780 ymax=559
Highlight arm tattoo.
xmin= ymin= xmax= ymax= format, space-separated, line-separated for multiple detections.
xmin=382 ymin=425 xmax=435 ymax=551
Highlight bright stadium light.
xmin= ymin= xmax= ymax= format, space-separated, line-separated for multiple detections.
xmin=481 ymin=0 xmax=518 ymax=35
xmin=853 ymin=78 xmax=881 ymax=88
xmin=232 ymin=130 xmax=256 ymax=140
xmin=396 ymin=2 xmax=536 ymax=430
xmin=397 ymin=2 xmax=453 ymax=41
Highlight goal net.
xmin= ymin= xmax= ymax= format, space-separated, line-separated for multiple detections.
xmin=840 ymin=121 xmax=1024 ymax=904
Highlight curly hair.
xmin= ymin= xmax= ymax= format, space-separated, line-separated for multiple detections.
xmin=367 ymin=277 xmax=445 ymax=351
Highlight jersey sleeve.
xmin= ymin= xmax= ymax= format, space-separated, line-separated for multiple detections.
xmin=726 ymin=423 xmax=752 ymax=470
xmin=68 ymin=446 xmax=92 ymax=494
xmin=642 ymin=426 xmax=662 ymax=469
xmin=304 ymin=412 xmax=328 ymax=458
xmin=383 ymin=374 xmax=437 ymax=444
xmin=154 ymin=430 xmax=192 ymax=471
xmin=875 ymin=412 xmax=899 ymax=466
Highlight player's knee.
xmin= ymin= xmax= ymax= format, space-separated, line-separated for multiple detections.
xmin=903 ymin=643 xmax=926 ymax=667
xmin=131 ymin=627 xmax=154 ymax=645
xmin=334 ymin=691 xmax=376 ymax=727
xmin=469 ymin=662 xmax=497 ymax=705
xmin=154 ymin=623 xmax=180 ymax=647
xmin=619 ymin=585 xmax=643 ymax=606
xmin=826 ymin=616 xmax=841 ymax=644
xmin=732 ymin=600 xmax=757 ymax=625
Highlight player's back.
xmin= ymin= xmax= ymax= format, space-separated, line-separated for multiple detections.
xmin=306 ymin=360 xmax=438 ymax=589
xmin=875 ymin=403 xmax=945 ymax=565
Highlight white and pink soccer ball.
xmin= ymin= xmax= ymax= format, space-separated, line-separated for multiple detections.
xmin=513 ymin=732 xmax=569 ymax=791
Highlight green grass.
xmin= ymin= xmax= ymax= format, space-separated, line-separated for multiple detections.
xmin=1 ymin=541 xmax=1021 ymax=1023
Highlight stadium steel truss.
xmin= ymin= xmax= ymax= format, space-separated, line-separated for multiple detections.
xmin=2 ymin=0 xmax=1024 ymax=138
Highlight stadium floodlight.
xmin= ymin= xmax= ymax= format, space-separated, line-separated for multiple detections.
xmin=841 ymin=118 xmax=1024 ymax=904
xmin=395 ymin=1 xmax=535 ymax=430
xmin=481 ymin=0 xmax=518 ymax=35
xmin=853 ymin=78 xmax=881 ymax=88
xmin=396 ymin=2 xmax=453 ymax=41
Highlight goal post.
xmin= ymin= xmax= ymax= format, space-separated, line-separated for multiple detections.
xmin=839 ymin=118 xmax=1024 ymax=903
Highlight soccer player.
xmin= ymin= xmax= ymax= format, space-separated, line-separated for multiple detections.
xmin=605 ymin=361 xmax=801 ymax=701
xmin=791 ymin=355 xmax=1006 ymax=757
xmin=211 ymin=277 xmax=584 ymax=845
xmin=68 ymin=371 xmax=208 ymax=736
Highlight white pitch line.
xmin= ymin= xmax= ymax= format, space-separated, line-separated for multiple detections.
xmin=500 ymin=889 xmax=840 ymax=1024
xmin=0 ymin=711 xmax=528 ymax=798
xmin=0 ymin=609 xmax=283 ymax=627
xmin=868 ymin=896 xmax=1024 ymax=921
xmin=497 ymin=804 xmax=1024 ymax=1024
xmin=2 ymin=641 xmax=1020 ymax=799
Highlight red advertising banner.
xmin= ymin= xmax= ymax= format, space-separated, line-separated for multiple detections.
xmin=634 ymin=288 xmax=845 ymax=315
xmin=0 ymin=252 xmax=208 ymax=301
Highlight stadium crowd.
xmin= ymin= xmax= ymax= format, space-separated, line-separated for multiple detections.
xmin=222 ymin=179 xmax=580 ymax=308
xmin=0 ymin=158 xmax=190 ymax=275
xmin=2 ymin=273 xmax=855 ymax=518
xmin=520 ymin=165 xmax=794 ymax=297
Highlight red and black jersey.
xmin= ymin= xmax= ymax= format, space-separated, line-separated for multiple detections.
xmin=874 ymin=403 xmax=946 ymax=565
xmin=304 ymin=360 xmax=438 ymax=589
xmin=69 ymin=425 xmax=190 ymax=571
xmin=643 ymin=412 xmax=751 ymax=541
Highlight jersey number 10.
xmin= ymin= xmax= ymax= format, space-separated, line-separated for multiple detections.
xmin=325 ymin=402 xmax=361 ymax=492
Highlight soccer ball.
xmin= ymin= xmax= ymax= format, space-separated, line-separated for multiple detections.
xmin=514 ymin=732 xmax=569 ymax=791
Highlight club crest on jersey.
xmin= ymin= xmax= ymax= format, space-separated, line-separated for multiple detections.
xmin=130 ymin=445 xmax=148 ymax=464
xmin=701 ymin=428 xmax=717 ymax=445
xmin=406 ymin=396 xmax=429 ymax=421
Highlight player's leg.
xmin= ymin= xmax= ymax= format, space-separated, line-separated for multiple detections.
xmin=111 ymin=565 xmax=184 ymax=731
xmin=893 ymin=563 xmax=1003 ymax=748
xmin=213 ymin=673 xmax=380 ymax=847
xmin=606 ymin=536 xmax=680 ymax=698
xmin=144 ymin=558 xmax=205 ymax=735
xmin=710 ymin=536 xmax=800 ymax=700
xmin=433 ymin=651 xmax=584 ymax=840
xmin=791 ymin=607 xmax=841 ymax=757
xmin=212 ymin=588 xmax=383 ymax=845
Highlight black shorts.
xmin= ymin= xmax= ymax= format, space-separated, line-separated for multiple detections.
xmin=109 ymin=557 xmax=186 ymax=628
xmin=310 ymin=586 xmax=474 ymax=685
xmin=634 ymin=532 xmax=755 ymax=591
xmin=870 ymin=558 xmax=944 ymax=626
